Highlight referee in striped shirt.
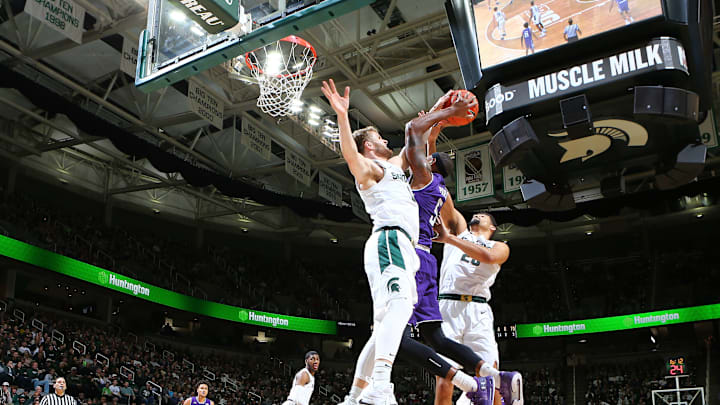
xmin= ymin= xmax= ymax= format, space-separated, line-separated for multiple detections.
xmin=39 ymin=377 xmax=77 ymax=405
xmin=563 ymin=18 xmax=582 ymax=42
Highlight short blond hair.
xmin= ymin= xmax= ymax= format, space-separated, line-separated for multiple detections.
xmin=352 ymin=126 xmax=379 ymax=154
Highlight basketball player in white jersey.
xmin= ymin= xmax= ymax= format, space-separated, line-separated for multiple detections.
xmin=529 ymin=1 xmax=546 ymax=36
xmin=609 ymin=0 xmax=633 ymax=25
xmin=283 ymin=351 xmax=319 ymax=405
xmin=493 ymin=7 xmax=506 ymax=39
xmin=322 ymin=79 xmax=478 ymax=405
xmin=431 ymin=207 xmax=524 ymax=405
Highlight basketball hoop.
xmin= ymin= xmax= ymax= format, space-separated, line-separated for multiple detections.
xmin=245 ymin=35 xmax=317 ymax=117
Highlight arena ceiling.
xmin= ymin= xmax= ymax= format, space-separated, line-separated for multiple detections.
xmin=0 ymin=0 xmax=718 ymax=245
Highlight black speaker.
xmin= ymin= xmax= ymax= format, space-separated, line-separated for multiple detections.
xmin=560 ymin=94 xmax=591 ymax=127
xmin=489 ymin=117 xmax=539 ymax=168
xmin=634 ymin=86 xmax=700 ymax=122
xmin=520 ymin=180 xmax=576 ymax=212
xmin=654 ymin=144 xmax=707 ymax=190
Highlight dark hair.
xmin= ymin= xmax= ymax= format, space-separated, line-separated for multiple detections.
xmin=530 ymin=1 xmax=534 ymax=4
xmin=431 ymin=152 xmax=454 ymax=178
xmin=568 ymin=19 xmax=573 ymax=24
xmin=494 ymin=7 xmax=498 ymax=11
xmin=352 ymin=127 xmax=378 ymax=155
xmin=470 ymin=212 xmax=498 ymax=237
xmin=523 ymin=22 xmax=529 ymax=28
xmin=196 ymin=381 xmax=209 ymax=389
xmin=305 ymin=351 xmax=319 ymax=360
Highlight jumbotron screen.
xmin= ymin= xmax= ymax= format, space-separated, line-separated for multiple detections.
xmin=473 ymin=0 xmax=664 ymax=68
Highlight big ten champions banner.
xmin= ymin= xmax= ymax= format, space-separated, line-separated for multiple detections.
xmin=319 ymin=171 xmax=343 ymax=206
xmin=240 ymin=119 xmax=272 ymax=160
xmin=24 ymin=0 xmax=86 ymax=43
xmin=456 ymin=143 xmax=494 ymax=202
xmin=188 ymin=80 xmax=224 ymax=130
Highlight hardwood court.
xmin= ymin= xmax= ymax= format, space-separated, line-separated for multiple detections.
xmin=474 ymin=0 xmax=663 ymax=68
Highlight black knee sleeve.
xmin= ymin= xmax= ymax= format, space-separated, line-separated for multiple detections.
xmin=420 ymin=322 xmax=483 ymax=372
xmin=398 ymin=325 xmax=453 ymax=378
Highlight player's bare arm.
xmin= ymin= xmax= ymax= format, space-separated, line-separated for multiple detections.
xmin=433 ymin=216 xmax=510 ymax=265
xmin=322 ymin=79 xmax=383 ymax=189
xmin=438 ymin=194 xmax=467 ymax=236
xmin=406 ymin=93 xmax=476 ymax=188
xmin=295 ymin=371 xmax=310 ymax=386
xmin=182 ymin=399 xmax=192 ymax=405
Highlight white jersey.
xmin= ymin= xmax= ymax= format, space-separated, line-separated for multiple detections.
xmin=494 ymin=10 xmax=506 ymax=23
xmin=531 ymin=5 xmax=541 ymax=18
xmin=439 ymin=231 xmax=501 ymax=300
xmin=286 ymin=369 xmax=314 ymax=405
xmin=357 ymin=159 xmax=419 ymax=243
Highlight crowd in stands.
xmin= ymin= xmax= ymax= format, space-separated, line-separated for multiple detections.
xmin=584 ymin=360 xmax=698 ymax=405
xmin=0 ymin=192 xmax=352 ymax=321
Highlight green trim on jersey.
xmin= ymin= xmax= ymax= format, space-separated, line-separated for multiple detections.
xmin=378 ymin=230 xmax=405 ymax=273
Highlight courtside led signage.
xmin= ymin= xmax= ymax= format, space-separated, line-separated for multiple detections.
xmin=0 ymin=235 xmax=337 ymax=335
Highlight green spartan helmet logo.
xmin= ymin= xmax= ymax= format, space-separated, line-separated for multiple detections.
xmin=533 ymin=325 xmax=543 ymax=336
xmin=98 ymin=271 xmax=109 ymax=285
xmin=239 ymin=310 xmax=249 ymax=321
xmin=387 ymin=277 xmax=401 ymax=293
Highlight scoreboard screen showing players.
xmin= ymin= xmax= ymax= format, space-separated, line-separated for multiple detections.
xmin=473 ymin=0 xmax=664 ymax=69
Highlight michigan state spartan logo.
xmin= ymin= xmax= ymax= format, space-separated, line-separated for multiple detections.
xmin=238 ymin=310 xmax=249 ymax=321
xmin=386 ymin=277 xmax=401 ymax=293
xmin=98 ymin=271 xmax=109 ymax=285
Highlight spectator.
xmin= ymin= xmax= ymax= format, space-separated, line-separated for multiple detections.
xmin=1 ymin=382 xmax=11 ymax=405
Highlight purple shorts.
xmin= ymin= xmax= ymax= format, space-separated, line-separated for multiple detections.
xmin=618 ymin=0 xmax=629 ymax=12
xmin=408 ymin=247 xmax=443 ymax=326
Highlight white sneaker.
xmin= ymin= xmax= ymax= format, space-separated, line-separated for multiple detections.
xmin=338 ymin=395 xmax=359 ymax=405
xmin=359 ymin=383 xmax=396 ymax=405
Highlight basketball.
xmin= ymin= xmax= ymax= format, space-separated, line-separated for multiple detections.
xmin=442 ymin=89 xmax=479 ymax=127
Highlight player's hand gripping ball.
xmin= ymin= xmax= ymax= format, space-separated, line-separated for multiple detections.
xmin=442 ymin=89 xmax=479 ymax=127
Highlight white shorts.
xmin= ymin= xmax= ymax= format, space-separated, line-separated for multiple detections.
xmin=498 ymin=20 xmax=506 ymax=32
xmin=364 ymin=228 xmax=419 ymax=323
xmin=440 ymin=300 xmax=499 ymax=368
xmin=532 ymin=14 xmax=541 ymax=25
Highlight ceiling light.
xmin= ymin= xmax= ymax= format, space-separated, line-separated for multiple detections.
xmin=325 ymin=119 xmax=335 ymax=125
xmin=190 ymin=26 xmax=205 ymax=36
xmin=330 ymin=238 xmax=338 ymax=244
xmin=585 ymin=231 xmax=593 ymax=236
xmin=241 ymin=228 xmax=249 ymax=233
xmin=695 ymin=213 xmax=704 ymax=218
xmin=309 ymin=105 xmax=322 ymax=113
xmin=308 ymin=119 xmax=319 ymax=126
xmin=579 ymin=339 xmax=587 ymax=343
xmin=291 ymin=99 xmax=304 ymax=107
xmin=152 ymin=208 xmax=160 ymax=214
xmin=264 ymin=52 xmax=283 ymax=76
xmin=292 ymin=62 xmax=304 ymax=70
xmin=309 ymin=113 xmax=320 ymax=120
xmin=170 ymin=10 xmax=186 ymax=22
xmin=290 ymin=105 xmax=303 ymax=113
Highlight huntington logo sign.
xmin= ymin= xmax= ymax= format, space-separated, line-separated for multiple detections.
xmin=100 ymin=272 xmax=150 ymax=297
xmin=248 ymin=311 xmax=289 ymax=327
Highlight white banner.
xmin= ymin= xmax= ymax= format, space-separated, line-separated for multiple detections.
xmin=120 ymin=35 xmax=138 ymax=77
xmin=24 ymin=0 xmax=86 ymax=44
xmin=351 ymin=192 xmax=370 ymax=223
xmin=319 ymin=171 xmax=343 ymax=206
xmin=502 ymin=163 xmax=525 ymax=193
xmin=456 ymin=143 xmax=494 ymax=202
xmin=699 ymin=109 xmax=718 ymax=149
xmin=284 ymin=150 xmax=312 ymax=186
xmin=188 ymin=80 xmax=224 ymax=129
xmin=240 ymin=120 xmax=271 ymax=160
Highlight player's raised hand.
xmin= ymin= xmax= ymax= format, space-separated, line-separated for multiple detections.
xmin=448 ymin=92 xmax=479 ymax=120
xmin=321 ymin=79 xmax=350 ymax=115
xmin=430 ymin=90 xmax=454 ymax=113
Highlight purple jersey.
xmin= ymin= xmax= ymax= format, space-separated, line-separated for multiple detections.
xmin=522 ymin=28 xmax=533 ymax=47
xmin=616 ymin=0 xmax=629 ymax=12
xmin=191 ymin=398 xmax=209 ymax=405
xmin=413 ymin=173 xmax=449 ymax=248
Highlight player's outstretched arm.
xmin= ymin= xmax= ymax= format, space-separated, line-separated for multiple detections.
xmin=438 ymin=194 xmax=467 ymax=236
xmin=182 ymin=398 xmax=192 ymax=405
xmin=321 ymin=79 xmax=377 ymax=186
xmin=433 ymin=217 xmax=510 ymax=265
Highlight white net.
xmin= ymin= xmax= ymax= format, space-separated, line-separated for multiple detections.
xmin=245 ymin=36 xmax=317 ymax=117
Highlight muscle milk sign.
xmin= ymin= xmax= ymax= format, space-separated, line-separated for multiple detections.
xmin=485 ymin=38 xmax=689 ymax=122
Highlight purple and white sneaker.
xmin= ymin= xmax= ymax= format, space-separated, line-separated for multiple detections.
xmin=466 ymin=376 xmax=494 ymax=405
xmin=499 ymin=371 xmax=524 ymax=405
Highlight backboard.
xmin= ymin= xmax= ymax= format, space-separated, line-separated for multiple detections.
xmin=135 ymin=0 xmax=372 ymax=93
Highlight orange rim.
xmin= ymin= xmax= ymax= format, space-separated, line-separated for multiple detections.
xmin=245 ymin=35 xmax=317 ymax=78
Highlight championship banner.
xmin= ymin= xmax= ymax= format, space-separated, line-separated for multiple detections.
xmin=484 ymin=38 xmax=689 ymax=122
xmin=284 ymin=150 xmax=312 ymax=186
xmin=0 ymin=235 xmax=337 ymax=335
xmin=318 ymin=171 xmax=343 ymax=206
xmin=188 ymin=80 xmax=224 ymax=130
xmin=456 ymin=143 xmax=494 ymax=202
xmin=516 ymin=303 xmax=720 ymax=338
xmin=24 ymin=0 xmax=86 ymax=44
xmin=699 ymin=109 xmax=718 ymax=149
xmin=120 ymin=35 xmax=139 ymax=77
xmin=502 ymin=164 xmax=525 ymax=193
xmin=240 ymin=119 xmax=272 ymax=160
xmin=351 ymin=192 xmax=370 ymax=223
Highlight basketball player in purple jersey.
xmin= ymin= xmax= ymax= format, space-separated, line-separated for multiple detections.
xmin=520 ymin=22 xmax=538 ymax=55
xmin=610 ymin=0 xmax=634 ymax=25
xmin=182 ymin=382 xmax=213 ymax=405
